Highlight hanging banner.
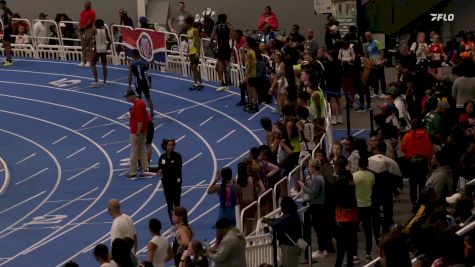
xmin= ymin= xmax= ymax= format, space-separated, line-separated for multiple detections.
xmin=121 ymin=28 xmax=166 ymax=63
xmin=330 ymin=0 xmax=357 ymax=35
xmin=314 ymin=0 xmax=333 ymax=14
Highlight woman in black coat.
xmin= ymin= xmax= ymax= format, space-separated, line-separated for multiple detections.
xmin=157 ymin=139 xmax=183 ymax=222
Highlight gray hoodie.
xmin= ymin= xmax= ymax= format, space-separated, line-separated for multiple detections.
xmin=208 ymin=228 xmax=247 ymax=267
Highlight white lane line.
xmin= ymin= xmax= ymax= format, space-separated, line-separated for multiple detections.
xmin=119 ymin=170 xmax=129 ymax=176
xmin=175 ymin=135 xmax=186 ymax=143
xmin=15 ymin=168 xmax=49 ymax=186
xmin=224 ymin=150 xmax=250 ymax=167
xmin=15 ymin=153 xmax=36 ymax=165
xmin=101 ymin=129 xmax=116 ymax=139
xmin=0 ymin=169 xmax=3 ymax=173
xmin=116 ymin=144 xmax=131 ymax=154
xmin=0 ymin=191 xmax=46 ymax=215
xmin=217 ymin=129 xmax=236 ymax=143
xmin=183 ymin=152 xmax=202 ymax=166
xmin=199 ymin=116 xmax=213 ymax=127
xmin=43 ymin=187 xmax=99 ymax=216
xmin=154 ymin=122 xmax=164 ymax=130
xmin=251 ymin=129 xmax=265 ymax=132
xmin=66 ymin=147 xmax=86 ymax=159
xmin=52 ymin=135 xmax=67 ymax=145
xmin=353 ymin=129 xmax=367 ymax=137
xmin=120 ymin=158 xmax=129 ymax=162
xmin=62 ymin=165 xmax=101 ymax=172
xmin=217 ymin=157 xmax=235 ymax=161
xmin=81 ymin=117 xmax=98 ymax=128
xmin=101 ymin=140 xmax=129 ymax=146
xmin=76 ymin=122 xmax=126 ymax=131
xmin=248 ymin=105 xmax=267 ymax=121
xmin=176 ymin=109 xmax=184 ymax=114
xmin=66 ymin=162 xmax=100 ymax=181
xmin=46 ymin=197 xmax=95 ymax=203
xmin=22 ymin=184 xmax=152 ymax=257
xmin=112 ymin=168 xmax=129 ymax=172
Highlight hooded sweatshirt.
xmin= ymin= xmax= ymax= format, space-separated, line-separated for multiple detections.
xmin=208 ymin=228 xmax=246 ymax=267
xmin=401 ymin=128 xmax=433 ymax=160
xmin=257 ymin=11 xmax=279 ymax=30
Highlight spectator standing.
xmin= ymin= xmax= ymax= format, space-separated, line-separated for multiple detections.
xmin=79 ymin=0 xmax=96 ymax=67
xmin=452 ymin=59 xmax=475 ymax=110
xmin=111 ymin=238 xmax=135 ymax=267
xmin=401 ymin=119 xmax=433 ymax=212
xmin=263 ymin=197 xmax=302 ymax=267
xmin=185 ymin=16 xmax=204 ymax=91
xmin=90 ymin=19 xmax=111 ymax=88
xmin=410 ymin=32 xmax=429 ymax=64
xmin=156 ymin=139 xmax=183 ymax=221
xmin=0 ymin=0 xmax=13 ymax=66
xmin=119 ymin=9 xmax=133 ymax=27
xmin=172 ymin=207 xmax=193 ymax=267
xmin=339 ymin=40 xmax=356 ymax=107
xmin=207 ymin=167 xmax=238 ymax=225
xmin=124 ymin=89 xmax=149 ymax=179
xmin=425 ymin=151 xmax=453 ymax=202
xmin=147 ymin=218 xmax=173 ymax=267
xmin=353 ymin=157 xmax=375 ymax=262
xmin=128 ymin=49 xmax=154 ymax=116
xmin=94 ymin=244 xmax=117 ymax=267
xmin=304 ymin=29 xmax=319 ymax=58
xmin=107 ymin=199 xmax=137 ymax=253
xmin=364 ymin=31 xmax=386 ymax=97
xmin=168 ymin=1 xmax=191 ymax=35
xmin=213 ymin=14 xmax=233 ymax=92
xmin=33 ymin=13 xmax=48 ymax=45
xmin=428 ymin=34 xmax=445 ymax=80
xmin=208 ymin=218 xmax=246 ymax=267
xmin=324 ymin=15 xmax=340 ymax=53
xmin=244 ymin=37 xmax=259 ymax=113
xmin=15 ymin=24 xmax=30 ymax=44
xmin=288 ymin=24 xmax=305 ymax=44
xmin=257 ymin=6 xmax=279 ymax=30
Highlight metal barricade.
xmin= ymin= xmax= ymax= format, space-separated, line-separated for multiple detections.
xmin=9 ymin=19 xmax=35 ymax=58
xmin=257 ymin=188 xmax=273 ymax=220
xmin=31 ymin=20 xmax=63 ymax=60
xmin=245 ymin=233 xmax=274 ymax=267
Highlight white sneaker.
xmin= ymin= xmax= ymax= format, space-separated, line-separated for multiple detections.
xmin=353 ymin=256 xmax=361 ymax=264
xmin=370 ymin=93 xmax=377 ymax=98
xmin=312 ymin=250 xmax=328 ymax=259
xmin=89 ymin=82 xmax=97 ymax=88
xmin=216 ymin=85 xmax=229 ymax=92
xmin=84 ymin=62 xmax=91 ymax=67
xmin=337 ymin=115 xmax=343 ymax=124
xmin=378 ymin=94 xmax=386 ymax=99
xmin=332 ymin=116 xmax=337 ymax=125
xmin=78 ymin=62 xmax=85 ymax=67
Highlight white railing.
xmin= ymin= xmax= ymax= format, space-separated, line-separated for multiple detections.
xmin=245 ymin=233 xmax=274 ymax=267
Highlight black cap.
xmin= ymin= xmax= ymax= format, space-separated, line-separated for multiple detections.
xmin=213 ymin=218 xmax=232 ymax=229
xmin=123 ymin=89 xmax=136 ymax=98
xmin=39 ymin=12 xmax=48 ymax=19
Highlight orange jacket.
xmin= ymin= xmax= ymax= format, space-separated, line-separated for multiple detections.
xmin=401 ymin=129 xmax=433 ymax=160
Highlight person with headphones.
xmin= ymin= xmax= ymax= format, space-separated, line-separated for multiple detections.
xmin=156 ymin=139 xmax=183 ymax=219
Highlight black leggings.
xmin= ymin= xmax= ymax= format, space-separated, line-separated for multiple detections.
xmin=163 ymin=180 xmax=182 ymax=219
xmin=335 ymin=221 xmax=358 ymax=267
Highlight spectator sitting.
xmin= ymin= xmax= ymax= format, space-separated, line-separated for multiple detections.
xmin=15 ymin=24 xmax=30 ymax=44
xmin=139 ymin=16 xmax=154 ymax=30
xmin=257 ymin=5 xmax=279 ymax=30
xmin=179 ymin=240 xmax=209 ymax=267
xmin=33 ymin=12 xmax=48 ymax=45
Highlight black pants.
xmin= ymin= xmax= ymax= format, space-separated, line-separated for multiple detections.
xmin=372 ymin=192 xmax=393 ymax=236
xmin=358 ymin=207 xmax=374 ymax=255
xmin=368 ymin=65 xmax=386 ymax=95
xmin=358 ymin=83 xmax=372 ymax=108
xmin=407 ymin=158 xmax=428 ymax=205
xmin=335 ymin=221 xmax=357 ymax=267
xmin=311 ymin=204 xmax=333 ymax=252
xmin=163 ymin=179 xmax=182 ymax=220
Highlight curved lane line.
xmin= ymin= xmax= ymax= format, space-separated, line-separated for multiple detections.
xmin=0 ymin=156 xmax=10 ymax=196
xmin=0 ymin=110 xmax=113 ymax=266
xmin=0 ymin=129 xmax=62 ymax=237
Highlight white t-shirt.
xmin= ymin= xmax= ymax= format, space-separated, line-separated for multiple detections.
xmin=410 ymin=42 xmax=428 ymax=63
xmin=150 ymin=235 xmax=169 ymax=267
xmin=110 ymin=214 xmax=136 ymax=244
xmin=101 ymin=261 xmax=118 ymax=267
xmin=33 ymin=21 xmax=48 ymax=45
xmin=95 ymin=28 xmax=108 ymax=53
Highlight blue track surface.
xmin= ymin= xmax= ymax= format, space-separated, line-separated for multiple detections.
xmin=0 ymin=58 xmax=367 ymax=267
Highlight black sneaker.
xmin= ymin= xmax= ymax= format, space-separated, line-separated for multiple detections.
xmin=355 ymin=107 xmax=366 ymax=112
xmin=236 ymin=101 xmax=246 ymax=106
xmin=189 ymin=86 xmax=197 ymax=91
xmin=243 ymin=104 xmax=251 ymax=112
xmin=197 ymin=84 xmax=204 ymax=91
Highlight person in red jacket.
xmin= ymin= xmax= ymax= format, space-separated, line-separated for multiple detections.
xmin=257 ymin=6 xmax=279 ymax=30
xmin=401 ymin=119 xmax=434 ymax=212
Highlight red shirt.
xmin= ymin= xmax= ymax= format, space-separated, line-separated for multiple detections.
xmin=80 ymin=8 xmax=96 ymax=29
xmin=130 ymin=99 xmax=148 ymax=134
xmin=236 ymin=36 xmax=246 ymax=50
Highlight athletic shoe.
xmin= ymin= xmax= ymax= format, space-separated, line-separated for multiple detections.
xmin=197 ymin=84 xmax=204 ymax=91
xmin=89 ymin=82 xmax=97 ymax=88
xmin=365 ymin=255 xmax=372 ymax=262
xmin=353 ymin=256 xmax=361 ymax=265
xmin=236 ymin=101 xmax=246 ymax=106
xmin=355 ymin=107 xmax=366 ymax=112
xmin=370 ymin=93 xmax=377 ymax=98
xmin=84 ymin=62 xmax=91 ymax=67
xmin=78 ymin=62 xmax=85 ymax=67
xmin=242 ymin=104 xmax=251 ymax=112
xmin=127 ymin=174 xmax=137 ymax=180
xmin=216 ymin=85 xmax=228 ymax=92
xmin=378 ymin=94 xmax=386 ymax=99
xmin=332 ymin=117 xmax=337 ymax=125
xmin=312 ymin=250 xmax=328 ymax=259
xmin=2 ymin=61 xmax=13 ymax=66
xmin=189 ymin=83 xmax=198 ymax=91
xmin=337 ymin=116 xmax=343 ymax=124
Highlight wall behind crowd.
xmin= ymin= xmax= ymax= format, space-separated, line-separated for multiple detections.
xmin=6 ymin=0 xmax=137 ymax=28
xmin=161 ymin=0 xmax=328 ymax=44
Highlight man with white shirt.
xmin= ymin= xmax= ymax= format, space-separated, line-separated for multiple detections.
xmin=108 ymin=199 xmax=137 ymax=253
xmin=33 ymin=12 xmax=48 ymax=45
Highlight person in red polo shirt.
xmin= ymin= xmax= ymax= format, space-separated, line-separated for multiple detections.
xmin=79 ymin=0 xmax=96 ymax=67
xmin=125 ymin=89 xmax=149 ymax=179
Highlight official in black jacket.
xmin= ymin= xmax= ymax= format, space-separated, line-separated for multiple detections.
xmin=157 ymin=139 xmax=183 ymax=221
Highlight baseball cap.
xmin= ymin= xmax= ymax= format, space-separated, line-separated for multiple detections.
xmin=39 ymin=12 xmax=48 ymax=18
xmin=123 ymin=89 xmax=137 ymax=98
xmin=139 ymin=16 xmax=148 ymax=23
xmin=213 ymin=218 xmax=232 ymax=229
